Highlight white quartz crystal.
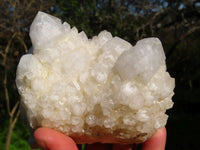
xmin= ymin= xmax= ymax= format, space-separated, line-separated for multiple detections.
xmin=16 ymin=11 xmax=175 ymax=144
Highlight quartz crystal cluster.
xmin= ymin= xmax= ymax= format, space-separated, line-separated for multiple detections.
xmin=16 ymin=11 xmax=175 ymax=144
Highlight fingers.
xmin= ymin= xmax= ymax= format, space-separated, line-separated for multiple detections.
xmin=142 ymin=127 xmax=166 ymax=150
xmin=112 ymin=144 xmax=136 ymax=150
xmin=34 ymin=127 xmax=78 ymax=150
xmin=33 ymin=127 xmax=166 ymax=150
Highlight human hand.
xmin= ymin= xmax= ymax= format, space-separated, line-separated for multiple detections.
xmin=34 ymin=127 xmax=166 ymax=150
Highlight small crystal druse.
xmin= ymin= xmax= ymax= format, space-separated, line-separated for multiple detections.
xmin=16 ymin=11 xmax=175 ymax=144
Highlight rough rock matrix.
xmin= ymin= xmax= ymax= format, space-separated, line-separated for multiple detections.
xmin=16 ymin=11 xmax=175 ymax=144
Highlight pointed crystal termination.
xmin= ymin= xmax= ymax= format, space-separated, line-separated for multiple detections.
xmin=16 ymin=11 xmax=175 ymax=144
xmin=30 ymin=11 xmax=64 ymax=50
xmin=115 ymin=38 xmax=166 ymax=83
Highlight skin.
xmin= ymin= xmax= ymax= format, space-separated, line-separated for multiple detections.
xmin=34 ymin=127 xmax=166 ymax=150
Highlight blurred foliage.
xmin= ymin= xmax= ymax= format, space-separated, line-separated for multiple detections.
xmin=0 ymin=0 xmax=200 ymax=150
xmin=0 ymin=120 xmax=37 ymax=150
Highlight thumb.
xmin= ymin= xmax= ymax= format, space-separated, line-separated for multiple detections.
xmin=34 ymin=127 xmax=78 ymax=150
xmin=142 ymin=127 xmax=166 ymax=150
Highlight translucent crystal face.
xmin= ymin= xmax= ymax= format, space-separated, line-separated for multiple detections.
xmin=16 ymin=11 xmax=175 ymax=144
xmin=115 ymin=38 xmax=166 ymax=83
